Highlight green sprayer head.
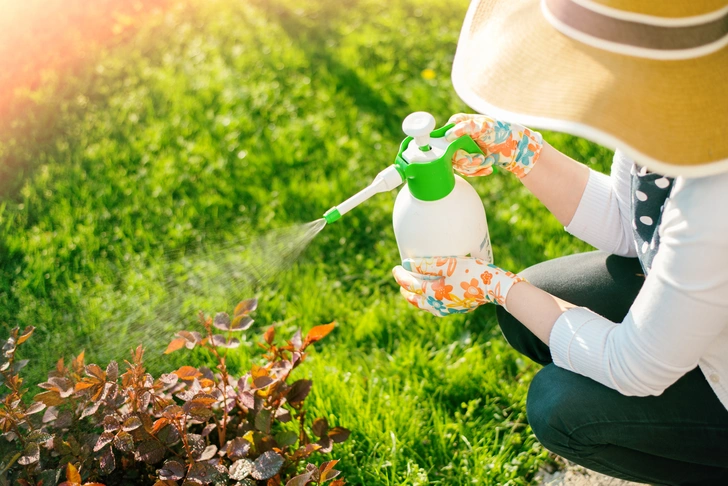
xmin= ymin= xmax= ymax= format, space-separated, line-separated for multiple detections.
xmin=323 ymin=207 xmax=341 ymax=224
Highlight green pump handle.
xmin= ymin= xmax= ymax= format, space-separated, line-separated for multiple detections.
xmin=394 ymin=123 xmax=486 ymax=202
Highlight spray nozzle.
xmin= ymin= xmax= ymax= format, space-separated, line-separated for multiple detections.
xmin=323 ymin=207 xmax=341 ymax=224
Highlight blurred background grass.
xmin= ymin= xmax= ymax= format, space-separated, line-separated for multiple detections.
xmin=0 ymin=0 xmax=612 ymax=483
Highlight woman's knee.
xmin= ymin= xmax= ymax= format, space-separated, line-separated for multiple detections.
xmin=526 ymin=366 xmax=572 ymax=453
xmin=526 ymin=365 xmax=602 ymax=456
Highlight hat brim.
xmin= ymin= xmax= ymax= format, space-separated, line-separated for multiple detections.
xmin=452 ymin=0 xmax=728 ymax=177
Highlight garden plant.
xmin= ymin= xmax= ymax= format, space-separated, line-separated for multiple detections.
xmin=0 ymin=299 xmax=350 ymax=485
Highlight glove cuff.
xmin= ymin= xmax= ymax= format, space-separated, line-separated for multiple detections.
xmin=485 ymin=265 xmax=528 ymax=311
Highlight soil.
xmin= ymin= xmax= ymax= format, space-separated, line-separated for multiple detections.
xmin=536 ymin=461 xmax=646 ymax=486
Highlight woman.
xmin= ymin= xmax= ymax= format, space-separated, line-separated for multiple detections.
xmin=392 ymin=0 xmax=728 ymax=484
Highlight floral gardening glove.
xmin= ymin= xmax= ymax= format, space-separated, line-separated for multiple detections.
xmin=392 ymin=257 xmax=527 ymax=317
xmin=445 ymin=113 xmax=544 ymax=178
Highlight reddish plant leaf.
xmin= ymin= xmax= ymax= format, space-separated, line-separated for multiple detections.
xmin=150 ymin=418 xmax=169 ymax=435
xmin=188 ymin=407 xmax=215 ymax=423
xmin=239 ymin=390 xmax=255 ymax=410
xmin=132 ymin=344 xmax=144 ymax=364
xmin=26 ymin=430 xmax=51 ymax=445
xmin=198 ymin=444 xmax=218 ymax=461
xmin=305 ymin=463 xmax=320 ymax=482
xmin=211 ymin=334 xmax=227 ymax=347
xmin=25 ymin=402 xmax=45 ymax=416
xmin=290 ymin=329 xmax=303 ymax=350
xmin=231 ymin=315 xmax=254 ymax=331
xmin=177 ymin=331 xmax=202 ymax=349
xmin=253 ymin=376 xmax=275 ymax=389
xmin=85 ymin=364 xmax=105 ymax=381
xmin=187 ymin=393 xmax=217 ymax=407
xmin=122 ymin=416 xmax=143 ymax=432
xmin=136 ymin=440 xmax=166 ymax=464
xmin=320 ymin=460 xmax=340 ymax=481
xmin=331 ymin=480 xmax=346 ymax=486
xmin=187 ymin=434 xmax=205 ymax=458
xmin=102 ymin=415 xmax=120 ymax=432
xmin=80 ymin=401 xmax=100 ymax=419
xmin=106 ymin=361 xmax=119 ymax=382
xmin=291 ymin=443 xmax=321 ymax=460
xmin=275 ymin=408 xmax=292 ymax=423
xmin=66 ymin=463 xmax=82 ymax=484
xmin=113 ymin=431 xmax=134 ymax=452
xmin=187 ymin=462 xmax=220 ymax=483
xmin=17 ymin=326 xmax=34 ymax=345
xmin=157 ymin=460 xmax=185 ymax=481
xmin=251 ymin=451 xmax=284 ymax=480
xmin=42 ymin=406 xmax=58 ymax=423
xmin=72 ymin=351 xmax=85 ymax=373
xmin=234 ymin=298 xmax=258 ymax=317
xmin=99 ymin=446 xmax=115 ymax=474
xmin=162 ymin=404 xmax=184 ymax=419
xmin=229 ymin=458 xmax=254 ymax=480
xmin=164 ymin=338 xmax=186 ymax=354
xmin=56 ymin=410 xmax=73 ymax=428
xmin=74 ymin=381 xmax=95 ymax=393
xmin=201 ymin=422 xmax=217 ymax=437
xmin=285 ymin=472 xmax=313 ymax=486
xmin=213 ymin=312 xmax=231 ymax=331
xmin=18 ymin=442 xmax=39 ymax=465
xmin=312 ymin=417 xmax=329 ymax=438
xmin=304 ymin=322 xmax=336 ymax=345
xmin=34 ymin=390 xmax=64 ymax=406
xmin=48 ymin=377 xmax=74 ymax=397
xmin=263 ymin=326 xmax=275 ymax=345
xmin=156 ymin=424 xmax=180 ymax=447
xmin=286 ymin=380 xmax=312 ymax=405
xmin=316 ymin=436 xmax=333 ymax=454
xmin=173 ymin=366 xmax=201 ymax=381
xmin=94 ymin=432 xmax=115 ymax=452
xmin=226 ymin=437 xmax=251 ymax=459
xmin=328 ymin=426 xmax=351 ymax=443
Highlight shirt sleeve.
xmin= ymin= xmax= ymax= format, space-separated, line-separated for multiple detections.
xmin=549 ymin=171 xmax=728 ymax=396
xmin=565 ymin=149 xmax=637 ymax=257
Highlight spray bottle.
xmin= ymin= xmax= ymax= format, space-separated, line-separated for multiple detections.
xmin=323 ymin=112 xmax=493 ymax=263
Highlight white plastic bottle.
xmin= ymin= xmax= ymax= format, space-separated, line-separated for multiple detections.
xmin=392 ymin=112 xmax=493 ymax=263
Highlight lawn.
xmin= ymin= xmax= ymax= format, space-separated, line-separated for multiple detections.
xmin=0 ymin=0 xmax=613 ymax=483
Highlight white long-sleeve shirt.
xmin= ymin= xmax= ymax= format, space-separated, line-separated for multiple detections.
xmin=549 ymin=149 xmax=728 ymax=410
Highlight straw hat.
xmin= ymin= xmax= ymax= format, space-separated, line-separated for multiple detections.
xmin=451 ymin=0 xmax=728 ymax=176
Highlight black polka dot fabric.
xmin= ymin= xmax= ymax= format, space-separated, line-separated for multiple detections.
xmin=631 ymin=165 xmax=675 ymax=275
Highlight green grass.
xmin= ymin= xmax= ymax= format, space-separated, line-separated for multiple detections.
xmin=0 ymin=0 xmax=613 ymax=483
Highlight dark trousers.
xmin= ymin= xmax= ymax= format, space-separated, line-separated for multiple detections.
xmin=495 ymin=251 xmax=728 ymax=486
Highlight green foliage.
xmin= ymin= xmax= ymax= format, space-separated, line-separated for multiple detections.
xmin=0 ymin=0 xmax=614 ymax=483
xmin=0 ymin=302 xmax=348 ymax=485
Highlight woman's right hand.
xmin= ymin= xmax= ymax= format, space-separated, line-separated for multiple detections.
xmin=445 ymin=113 xmax=544 ymax=179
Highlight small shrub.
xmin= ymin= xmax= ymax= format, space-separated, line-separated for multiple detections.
xmin=0 ymin=299 xmax=349 ymax=485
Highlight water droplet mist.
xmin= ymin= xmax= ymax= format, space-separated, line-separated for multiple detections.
xmin=84 ymin=218 xmax=327 ymax=371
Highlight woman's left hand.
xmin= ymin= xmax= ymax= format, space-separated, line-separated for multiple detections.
xmin=392 ymin=257 xmax=526 ymax=317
